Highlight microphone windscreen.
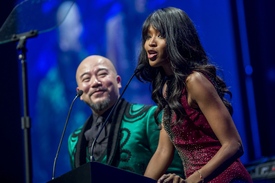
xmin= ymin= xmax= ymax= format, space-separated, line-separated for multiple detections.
xmin=135 ymin=64 xmax=145 ymax=73
xmin=77 ymin=90 xmax=83 ymax=97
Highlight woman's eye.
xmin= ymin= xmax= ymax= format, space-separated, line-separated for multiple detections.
xmin=145 ymin=34 xmax=151 ymax=40
xmin=158 ymin=34 xmax=164 ymax=38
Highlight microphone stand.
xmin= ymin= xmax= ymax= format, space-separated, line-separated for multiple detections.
xmin=89 ymin=65 xmax=143 ymax=162
xmin=12 ymin=30 xmax=38 ymax=183
xmin=52 ymin=90 xmax=83 ymax=180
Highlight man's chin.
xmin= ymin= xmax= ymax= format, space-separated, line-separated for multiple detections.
xmin=90 ymin=98 xmax=110 ymax=112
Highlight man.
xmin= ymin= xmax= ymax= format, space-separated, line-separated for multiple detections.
xmin=68 ymin=55 xmax=183 ymax=176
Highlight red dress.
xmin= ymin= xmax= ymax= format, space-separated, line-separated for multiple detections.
xmin=163 ymin=90 xmax=252 ymax=182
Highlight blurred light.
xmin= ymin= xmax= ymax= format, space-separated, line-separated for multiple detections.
xmin=267 ymin=67 xmax=275 ymax=82
xmin=245 ymin=65 xmax=253 ymax=75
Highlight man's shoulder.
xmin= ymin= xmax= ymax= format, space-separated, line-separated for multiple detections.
xmin=124 ymin=103 xmax=158 ymax=121
xmin=130 ymin=103 xmax=157 ymax=111
xmin=127 ymin=103 xmax=156 ymax=116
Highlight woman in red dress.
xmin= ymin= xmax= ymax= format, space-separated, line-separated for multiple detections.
xmin=136 ymin=7 xmax=253 ymax=183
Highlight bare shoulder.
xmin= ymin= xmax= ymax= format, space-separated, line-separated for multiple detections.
xmin=186 ymin=71 xmax=210 ymax=89
xmin=186 ymin=71 xmax=216 ymax=100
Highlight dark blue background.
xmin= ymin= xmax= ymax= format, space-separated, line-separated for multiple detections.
xmin=0 ymin=0 xmax=274 ymax=182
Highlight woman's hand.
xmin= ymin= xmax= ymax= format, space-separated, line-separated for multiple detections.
xmin=158 ymin=173 xmax=185 ymax=183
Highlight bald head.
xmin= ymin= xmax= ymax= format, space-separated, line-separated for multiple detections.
xmin=76 ymin=55 xmax=121 ymax=114
xmin=76 ymin=55 xmax=117 ymax=84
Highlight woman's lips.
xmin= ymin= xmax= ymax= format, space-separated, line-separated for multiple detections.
xmin=148 ymin=50 xmax=157 ymax=60
xmin=148 ymin=53 xmax=157 ymax=59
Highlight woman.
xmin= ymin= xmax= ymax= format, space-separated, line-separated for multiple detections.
xmin=136 ymin=7 xmax=252 ymax=183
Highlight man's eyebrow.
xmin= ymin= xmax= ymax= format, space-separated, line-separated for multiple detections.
xmin=79 ymin=68 xmax=108 ymax=79
xmin=79 ymin=72 xmax=89 ymax=79
xmin=97 ymin=68 xmax=108 ymax=72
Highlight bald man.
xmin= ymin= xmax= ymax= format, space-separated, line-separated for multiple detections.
xmin=68 ymin=55 xmax=183 ymax=177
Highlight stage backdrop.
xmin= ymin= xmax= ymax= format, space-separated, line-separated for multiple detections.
xmin=6 ymin=0 xmax=269 ymax=182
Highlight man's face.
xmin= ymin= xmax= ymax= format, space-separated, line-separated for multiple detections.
xmin=76 ymin=56 xmax=122 ymax=115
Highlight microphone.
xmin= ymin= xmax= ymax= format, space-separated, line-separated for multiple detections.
xmin=89 ymin=64 xmax=144 ymax=162
xmin=51 ymin=90 xmax=83 ymax=180
xmin=134 ymin=63 xmax=145 ymax=74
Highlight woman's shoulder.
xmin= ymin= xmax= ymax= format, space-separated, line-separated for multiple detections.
xmin=185 ymin=71 xmax=216 ymax=97
xmin=186 ymin=71 xmax=209 ymax=87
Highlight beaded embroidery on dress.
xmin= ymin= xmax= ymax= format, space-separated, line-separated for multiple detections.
xmin=162 ymin=73 xmax=252 ymax=182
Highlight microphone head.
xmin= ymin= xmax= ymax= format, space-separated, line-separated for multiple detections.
xmin=77 ymin=90 xmax=83 ymax=97
xmin=134 ymin=64 xmax=145 ymax=74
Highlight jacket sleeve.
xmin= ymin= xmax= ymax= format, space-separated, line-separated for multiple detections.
xmin=68 ymin=126 xmax=83 ymax=169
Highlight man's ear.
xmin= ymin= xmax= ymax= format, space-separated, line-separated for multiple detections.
xmin=117 ymin=75 xmax=122 ymax=89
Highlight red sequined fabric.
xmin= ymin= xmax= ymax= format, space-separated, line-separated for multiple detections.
xmin=163 ymin=90 xmax=252 ymax=182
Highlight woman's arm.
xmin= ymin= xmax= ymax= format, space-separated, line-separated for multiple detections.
xmin=144 ymin=123 xmax=175 ymax=180
xmin=185 ymin=72 xmax=243 ymax=182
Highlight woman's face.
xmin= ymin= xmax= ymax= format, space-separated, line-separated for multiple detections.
xmin=144 ymin=25 xmax=171 ymax=72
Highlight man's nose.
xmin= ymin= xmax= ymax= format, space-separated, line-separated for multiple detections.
xmin=91 ymin=78 xmax=101 ymax=87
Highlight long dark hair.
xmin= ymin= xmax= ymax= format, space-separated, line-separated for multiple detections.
xmin=136 ymin=7 xmax=233 ymax=124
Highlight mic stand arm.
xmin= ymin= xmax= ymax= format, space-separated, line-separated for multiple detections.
xmin=12 ymin=30 xmax=38 ymax=183
xmin=90 ymin=71 xmax=137 ymax=162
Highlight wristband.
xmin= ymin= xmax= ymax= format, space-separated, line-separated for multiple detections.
xmin=197 ymin=170 xmax=204 ymax=183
